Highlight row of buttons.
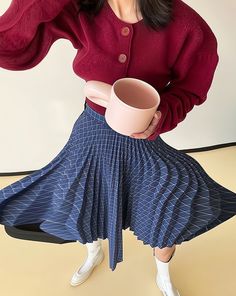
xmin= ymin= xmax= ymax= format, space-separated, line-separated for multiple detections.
xmin=118 ymin=26 xmax=130 ymax=63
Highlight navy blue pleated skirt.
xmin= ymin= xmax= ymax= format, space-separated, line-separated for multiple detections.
xmin=0 ymin=103 xmax=236 ymax=271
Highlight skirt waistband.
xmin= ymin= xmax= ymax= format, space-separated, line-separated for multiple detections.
xmin=84 ymin=103 xmax=106 ymax=123
xmin=83 ymin=102 xmax=161 ymax=144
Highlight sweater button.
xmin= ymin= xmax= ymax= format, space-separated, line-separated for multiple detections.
xmin=121 ymin=26 xmax=130 ymax=36
xmin=118 ymin=54 xmax=127 ymax=63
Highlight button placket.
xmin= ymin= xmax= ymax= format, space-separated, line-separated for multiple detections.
xmin=118 ymin=26 xmax=132 ymax=65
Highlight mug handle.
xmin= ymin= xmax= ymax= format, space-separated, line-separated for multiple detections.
xmin=83 ymin=80 xmax=112 ymax=108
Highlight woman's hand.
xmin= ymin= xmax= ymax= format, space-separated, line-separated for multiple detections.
xmin=130 ymin=111 xmax=162 ymax=139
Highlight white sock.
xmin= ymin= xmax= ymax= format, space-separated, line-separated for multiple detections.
xmin=77 ymin=240 xmax=102 ymax=273
xmin=155 ymin=256 xmax=171 ymax=281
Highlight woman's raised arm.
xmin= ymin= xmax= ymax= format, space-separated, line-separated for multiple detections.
xmin=0 ymin=0 xmax=81 ymax=70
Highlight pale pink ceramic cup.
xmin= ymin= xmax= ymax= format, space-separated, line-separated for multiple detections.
xmin=83 ymin=78 xmax=160 ymax=136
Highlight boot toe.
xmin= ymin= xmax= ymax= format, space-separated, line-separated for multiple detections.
xmin=70 ymin=249 xmax=104 ymax=286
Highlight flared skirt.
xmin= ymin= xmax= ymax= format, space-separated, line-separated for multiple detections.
xmin=0 ymin=103 xmax=236 ymax=271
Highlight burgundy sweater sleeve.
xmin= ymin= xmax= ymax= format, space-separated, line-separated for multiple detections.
xmin=0 ymin=0 xmax=80 ymax=70
xmin=147 ymin=20 xmax=219 ymax=141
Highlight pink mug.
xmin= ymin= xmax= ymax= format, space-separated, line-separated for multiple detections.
xmin=83 ymin=78 xmax=160 ymax=136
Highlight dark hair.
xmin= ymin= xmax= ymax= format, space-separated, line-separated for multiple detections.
xmin=75 ymin=0 xmax=174 ymax=31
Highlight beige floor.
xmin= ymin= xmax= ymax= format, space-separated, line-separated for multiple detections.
xmin=0 ymin=146 xmax=236 ymax=296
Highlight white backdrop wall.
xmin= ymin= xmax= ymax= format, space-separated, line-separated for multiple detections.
xmin=0 ymin=0 xmax=235 ymax=172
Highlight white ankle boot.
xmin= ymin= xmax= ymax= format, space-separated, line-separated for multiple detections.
xmin=154 ymin=249 xmax=181 ymax=296
xmin=70 ymin=239 xmax=104 ymax=286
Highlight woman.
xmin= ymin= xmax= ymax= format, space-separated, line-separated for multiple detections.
xmin=0 ymin=1 xmax=236 ymax=295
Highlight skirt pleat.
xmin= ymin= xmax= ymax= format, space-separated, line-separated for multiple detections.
xmin=0 ymin=103 xmax=236 ymax=271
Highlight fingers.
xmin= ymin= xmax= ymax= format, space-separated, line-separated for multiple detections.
xmin=131 ymin=111 xmax=162 ymax=139
xmin=148 ymin=111 xmax=161 ymax=130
